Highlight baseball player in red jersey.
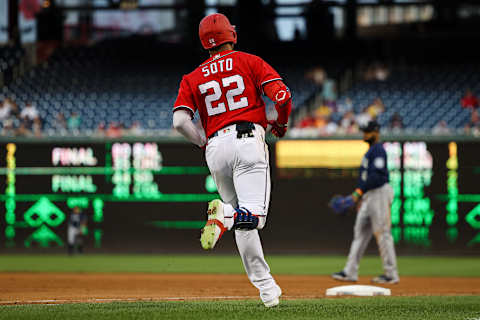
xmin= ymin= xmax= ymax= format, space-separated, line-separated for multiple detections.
xmin=172 ymin=13 xmax=292 ymax=307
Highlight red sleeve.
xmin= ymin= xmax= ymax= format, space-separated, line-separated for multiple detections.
xmin=250 ymin=55 xmax=282 ymax=92
xmin=263 ymin=80 xmax=292 ymax=125
xmin=173 ymin=76 xmax=197 ymax=116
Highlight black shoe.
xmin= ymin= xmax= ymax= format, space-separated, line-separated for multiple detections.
xmin=371 ymin=275 xmax=399 ymax=284
xmin=332 ymin=271 xmax=357 ymax=282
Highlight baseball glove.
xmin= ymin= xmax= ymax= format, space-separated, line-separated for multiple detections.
xmin=329 ymin=195 xmax=355 ymax=215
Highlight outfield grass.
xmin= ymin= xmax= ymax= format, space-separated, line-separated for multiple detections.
xmin=1 ymin=297 xmax=480 ymax=320
xmin=0 ymin=255 xmax=479 ymax=277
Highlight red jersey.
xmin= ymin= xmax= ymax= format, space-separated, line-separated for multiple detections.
xmin=461 ymin=95 xmax=479 ymax=109
xmin=173 ymin=50 xmax=282 ymax=138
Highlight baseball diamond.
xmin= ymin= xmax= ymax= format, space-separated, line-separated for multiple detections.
xmin=2 ymin=1 xmax=480 ymax=319
xmin=0 ymin=255 xmax=479 ymax=319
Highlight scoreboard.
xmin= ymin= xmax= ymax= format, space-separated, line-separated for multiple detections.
xmin=1 ymin=141 xmax=217 ymax=251
xmin=275 ymin=140 xmax=480 ymax=253
xmin=1 ymin=139 xmax=479 ymax=254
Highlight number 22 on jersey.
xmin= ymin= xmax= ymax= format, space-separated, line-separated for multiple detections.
xmin=198 ymin=74 xmax=249 ymax=116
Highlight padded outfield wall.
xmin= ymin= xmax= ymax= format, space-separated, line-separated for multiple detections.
xmin=0 ymin=135 xmax=479 ymax=254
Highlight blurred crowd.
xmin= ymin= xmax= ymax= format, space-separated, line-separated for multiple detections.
xmin=0 ymin=97 xmax=43 ymax=137
xmin=461 ymin=88 xmax=480 ymax=135
xmin=291 ymin=95 xmax=392 ymax=137
xmin=0 ymin=95 xmax=146 ymax=137
xmin=2 ymin=68 xmax=479 ymax=137
xmin=291 ymin=66 xmax=393 ymax=137
xmin=291 ymin=66 xmax=480 ymax=137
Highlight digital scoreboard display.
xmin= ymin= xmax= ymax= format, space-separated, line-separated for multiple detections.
xmin=1 ymin=140 xmax=479 ymax=254
xmin=275 ymin=140 xmax=480 ymax=253
xmin=1 ymin=142 xmax=218 ymax=251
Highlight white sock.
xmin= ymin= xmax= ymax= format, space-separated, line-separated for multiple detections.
xmin=223 ymin=203 xmax=235 ymax=230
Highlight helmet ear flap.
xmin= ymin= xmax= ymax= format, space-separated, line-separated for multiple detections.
xmin=231 ymin=25 xmax=237 ymax=44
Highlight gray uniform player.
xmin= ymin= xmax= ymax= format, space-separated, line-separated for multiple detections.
xmin=332 ymin=120 xmax=399 ymax=284
xmin=67 ymin=206 xmax=87 ymax=255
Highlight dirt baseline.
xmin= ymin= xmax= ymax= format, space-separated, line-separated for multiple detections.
xmin=1 ymin=273 xmax=480 ymax=305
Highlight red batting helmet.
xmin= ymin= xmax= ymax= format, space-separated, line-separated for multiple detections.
xmin=199 ymin=13 xmax=237 ymax=50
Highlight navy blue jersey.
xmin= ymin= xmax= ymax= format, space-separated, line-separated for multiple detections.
xmin=69 ymin=212 xmax=87 ymax=228
xmin=357 ymin=142 xmax=389 ymax=193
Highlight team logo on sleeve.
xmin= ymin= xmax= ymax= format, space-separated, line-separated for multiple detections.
xmin=275 ymin=90 xmax=287 ymax=103
xmin=374 ymin=157 xmax=385 ymax=168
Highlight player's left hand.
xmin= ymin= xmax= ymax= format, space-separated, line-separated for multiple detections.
xmin=329 ymin=195 xmax=355 ymax=215
xmin=267 ymin=120 xmax=287 ymax=138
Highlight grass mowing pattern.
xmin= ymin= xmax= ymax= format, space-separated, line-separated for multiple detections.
xmin=0 ymin=255 xmax=479 ymax=277
xmin=1 ymin=297 xmax=480 ymax=320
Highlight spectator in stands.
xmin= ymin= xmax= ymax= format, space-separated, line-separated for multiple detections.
xmin=338 ymin=111 xmax=359 ymax=134
xmin=432 ymin=120 xmax=451 ymax=135
xmin=314 ymin=114 xmax=328 ymax=131
xmin=366 ymin=97 xmax=385 ymax=119
xmin=464 ymin=109 xmax=479 ymax=135
xmin=53 ymin=112 xmax=68 ymax=134
xmin=306 ymin=66 xmax=326 ymax=86
xmin=96 ymin=122 xmax=106 ymax=136
xmin=1 ymin=119 xmax=15 ymax=136
xmin=324 ymin=117 xmax=339 ymax=136
xmin=322 ymin=78 xmax=337 ymax=107
xmin=106 ymin=122 xmax=122 ymax=138
xmin=337 ymin=97 xmax=353 ymax=114
xmin=0 ymin=97 xmax=20 ymax=135
xmin=20 ymin=101 xmax=39 ymax=122
xmin=363 ymin=62 xmax=390 ymax=81
xmin=297 ymin=113 xmax=317 ymax=128
xmin=389 ymin=112 xmax=404 ymax=130
xmin=0 ymin=99 xmax=12 ymax=122
xmin=32 ymin=117 xmax=43 ymax=137
xmin=118 ymin=123 xmax=126 ymax=135
xmin=128 ymin=121 xmax=143 ymax=135
xmin=315 ymin=103 xmax=332 ymax=118
xmin=461 ymin=89 xmax=479 ymax=109
xmin=306 ymin=67 xmax=336 ymax=107
xmin=374 ymin=62 xmax=389 ymax=81
xmin=5 ymin=98 xmax=20 ymax=125
xmin=355 ymin=107 xmax=371 ymax=128
xmin=67 ymin=112 xmax=81 ymax=133
xmin=16 ymin=121 xmax=30 ymax=136
xmin=19 ymin=102 xmax=41 ymax=134
xmin=0 ymin=97 xmax=19 ymax=122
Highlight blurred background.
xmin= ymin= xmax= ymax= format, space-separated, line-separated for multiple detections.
xmin=0 ymin=0 xmax=479 ymax=255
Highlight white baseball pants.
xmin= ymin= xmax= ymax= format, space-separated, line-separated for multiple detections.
xmin=205 ymin=123 xmax=280 ymax=302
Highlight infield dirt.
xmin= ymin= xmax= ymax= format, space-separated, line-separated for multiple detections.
xmin=1 ymin=273 xmax=480 ymax=304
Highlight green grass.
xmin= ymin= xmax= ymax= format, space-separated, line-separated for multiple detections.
xmin=0 ymin=255 xmax=479 ymax=277
xmin=1 ymin=297 xmax=480 ymax=320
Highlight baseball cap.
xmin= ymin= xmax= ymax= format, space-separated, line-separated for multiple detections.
xmin=361 ymin=120 xmax=380 ymax=132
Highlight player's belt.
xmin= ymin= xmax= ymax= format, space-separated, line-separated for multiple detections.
xmin=209 ymin=122 xmax=255 ymax=139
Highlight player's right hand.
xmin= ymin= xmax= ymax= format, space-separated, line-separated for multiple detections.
xmin=268 ymin=120 xmax=288 ymax=138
